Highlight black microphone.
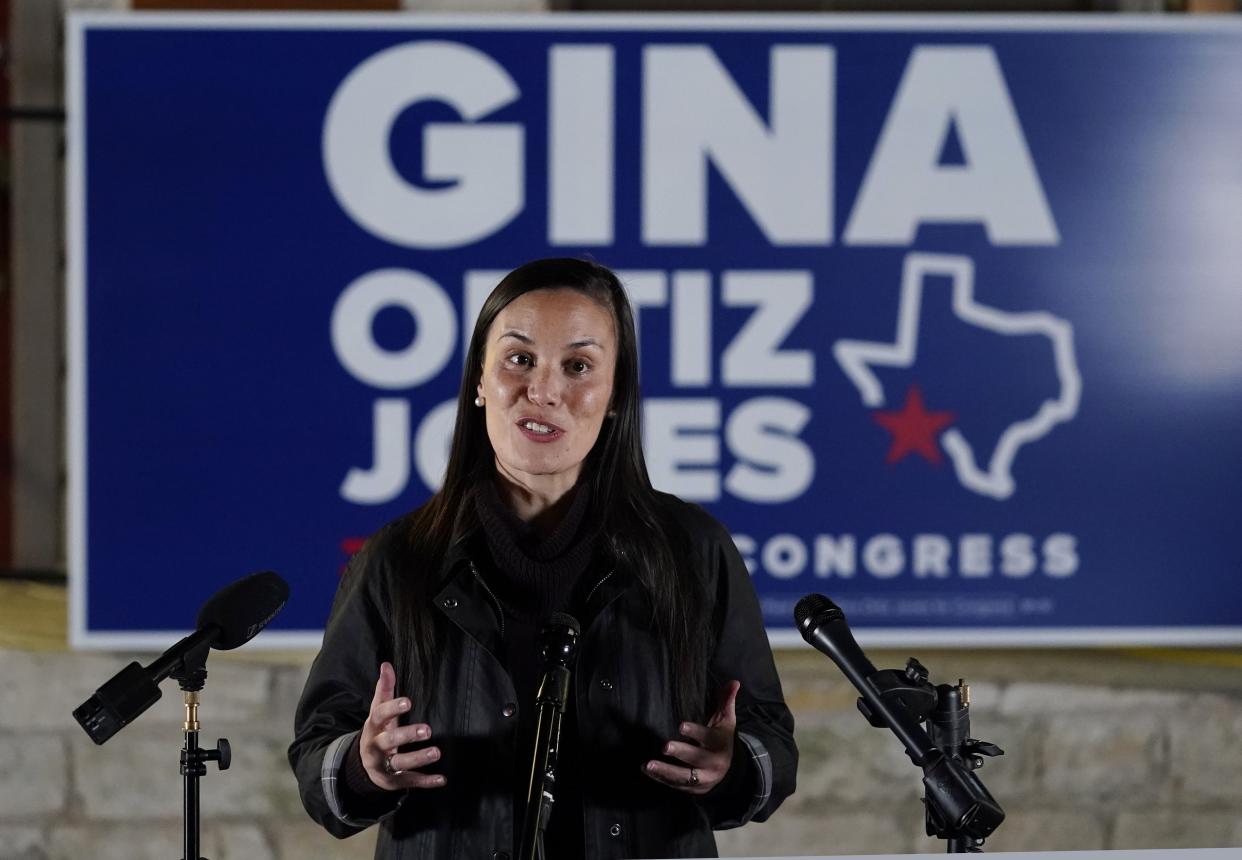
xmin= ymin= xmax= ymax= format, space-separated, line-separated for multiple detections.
xmin=519 ymin=612 xmax=581 ymax=860
xmin=73 ymin=571 xmax=289 ymax=745
xmin=195 ymin=569 xmax=291 ymax=650
xmin=795 ymin=593 xmax=939 ymax=766
xmin=536 ymin=611 xmax=581 ymax=709
xmin=794 ymin=593 xmax=1004 ymax=841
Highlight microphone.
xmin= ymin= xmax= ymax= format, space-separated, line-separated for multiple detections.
xmin=519 ymin=612 xmax=581 ymax=860
xmin=194 ymin=569 xmax=291 ymax=650
xmin=536 ymin=611 xmax=581 ymax=708
xmin=74 ymin=571 xmax=289 ymax=745
xmin=794 ymin=593 xmax=938 ymax=766
xmin=794 ymin=593 xmax=1004 ymax=841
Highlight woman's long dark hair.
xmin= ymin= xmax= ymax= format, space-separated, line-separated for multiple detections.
xmin=391 ymin=258 xmax=710 ymax=719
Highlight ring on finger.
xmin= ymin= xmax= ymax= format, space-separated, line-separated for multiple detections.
xmin=384 ymin=755 xmax=405 ymax=776
xmin=687 ymin=768 xmax=700 ymax=787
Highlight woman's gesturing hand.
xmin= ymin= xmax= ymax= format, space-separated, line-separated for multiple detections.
xmin=360 ymin=661 xmax=447 ymax=790
xmin=642 ymin=680 xmax=741 ymax=795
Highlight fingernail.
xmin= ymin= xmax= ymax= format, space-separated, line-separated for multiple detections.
xmin=427 ymin=747 xmax=439 ymax=761
xmin=680 ymin=723 xmax=691 ymax=733
xmin=435 ymin=776 xmax=447 ymax=786
xmin=416 ymin=726 xmax=429 ymax=739
xmin=663 ymin=744 xmax=673 ymax=755
xmin=645 ymin=762 xmax=656 ymax=773
xmin=398 ymin=699 xmax=410 ymax=710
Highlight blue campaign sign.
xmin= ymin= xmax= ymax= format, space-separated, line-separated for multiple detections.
xmin=67 ymin=14 xmax=1242 ymax=648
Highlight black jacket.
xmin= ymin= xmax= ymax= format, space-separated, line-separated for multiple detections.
xmin=288 ymin=495 xmax=797 ymax=858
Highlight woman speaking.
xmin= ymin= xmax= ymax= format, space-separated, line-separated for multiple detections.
xmin=289 ymin=258 xmax=797 ymax=858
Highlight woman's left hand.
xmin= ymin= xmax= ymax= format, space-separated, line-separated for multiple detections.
xmin=642 ymin=680 xmax=741 ymax=795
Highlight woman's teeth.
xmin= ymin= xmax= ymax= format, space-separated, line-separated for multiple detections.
xmin=523 ymin=421 xmax=554 ymax=434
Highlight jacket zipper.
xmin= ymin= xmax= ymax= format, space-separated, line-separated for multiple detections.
xmin=469 ymin=561 xmax=506 ymax=641
xmin=584 ymin=569 xmax=615 ymax=608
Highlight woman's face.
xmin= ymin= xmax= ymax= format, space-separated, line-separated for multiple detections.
xmin=476 ymin=288 xmax=618 ymax=494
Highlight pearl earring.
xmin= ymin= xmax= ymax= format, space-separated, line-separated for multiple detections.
xmin=474 ymin=395 xmax=486 ymax=407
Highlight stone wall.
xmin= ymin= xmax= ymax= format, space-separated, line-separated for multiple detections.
xmin=2 ymin=646 xmax=1241 ymax=858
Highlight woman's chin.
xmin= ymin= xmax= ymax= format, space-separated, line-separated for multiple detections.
xmin=500 ymin=457 xmax=583 ymax=484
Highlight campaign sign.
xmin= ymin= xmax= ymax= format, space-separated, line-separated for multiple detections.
xmin=68 ymin=15 xmax=1242 ymax=648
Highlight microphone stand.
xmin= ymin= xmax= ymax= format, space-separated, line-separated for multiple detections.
xmin=795 ymin=596 xmax=1004 ymax=852
xmin=518 ymin=671 xmax=567 ymax=860
xmin=518 ymin=616 xmax=579 ymax=860
xmin=71 ymin=572 xmax=287 ymax=859
xmin=169 ymin=640 xmax=231 ymax=860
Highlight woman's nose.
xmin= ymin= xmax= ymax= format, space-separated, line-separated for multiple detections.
xmin=527 ymin=365 xmax=561 ymax=407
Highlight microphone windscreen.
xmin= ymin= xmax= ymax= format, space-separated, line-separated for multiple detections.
xmin=546 ymin=611 xmax=581 ymax=637
xmin=196 ymin=571 xmax=290 ymax=650
xmin=794 ymin=593 xmax=845 ymax=633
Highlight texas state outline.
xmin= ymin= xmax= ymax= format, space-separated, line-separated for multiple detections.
xmin=833 ymin=252 xmax=1082 ymax=500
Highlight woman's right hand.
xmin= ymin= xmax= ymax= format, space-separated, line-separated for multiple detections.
xmin=360 ymin=661 xmax=448 ymax=790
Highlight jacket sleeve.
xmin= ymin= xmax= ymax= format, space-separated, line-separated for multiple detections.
xmin=287 ymin=532 xmax=407 ymax=837
xmin=692 ymin=508 xmax=799 ymax=829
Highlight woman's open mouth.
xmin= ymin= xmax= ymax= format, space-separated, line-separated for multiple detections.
xmin=516 ymin=418 xmax=564 ymax=442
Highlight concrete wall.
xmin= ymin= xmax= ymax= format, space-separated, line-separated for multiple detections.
xmin=2 ymin=646 xmax=1240 ymax=858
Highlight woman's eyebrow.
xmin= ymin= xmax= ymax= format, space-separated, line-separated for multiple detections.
xmin=568 ymin=338 xmax=603 ymax=350
xmin=497 ymin=329 xmax=531 ymax=344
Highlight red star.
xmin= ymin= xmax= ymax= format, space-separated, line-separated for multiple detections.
xmin=872 ymin=385 xmax=956 ymax=466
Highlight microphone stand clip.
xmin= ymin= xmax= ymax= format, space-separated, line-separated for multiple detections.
xmin=860 ymin=658 xmax=1005 ymax=853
